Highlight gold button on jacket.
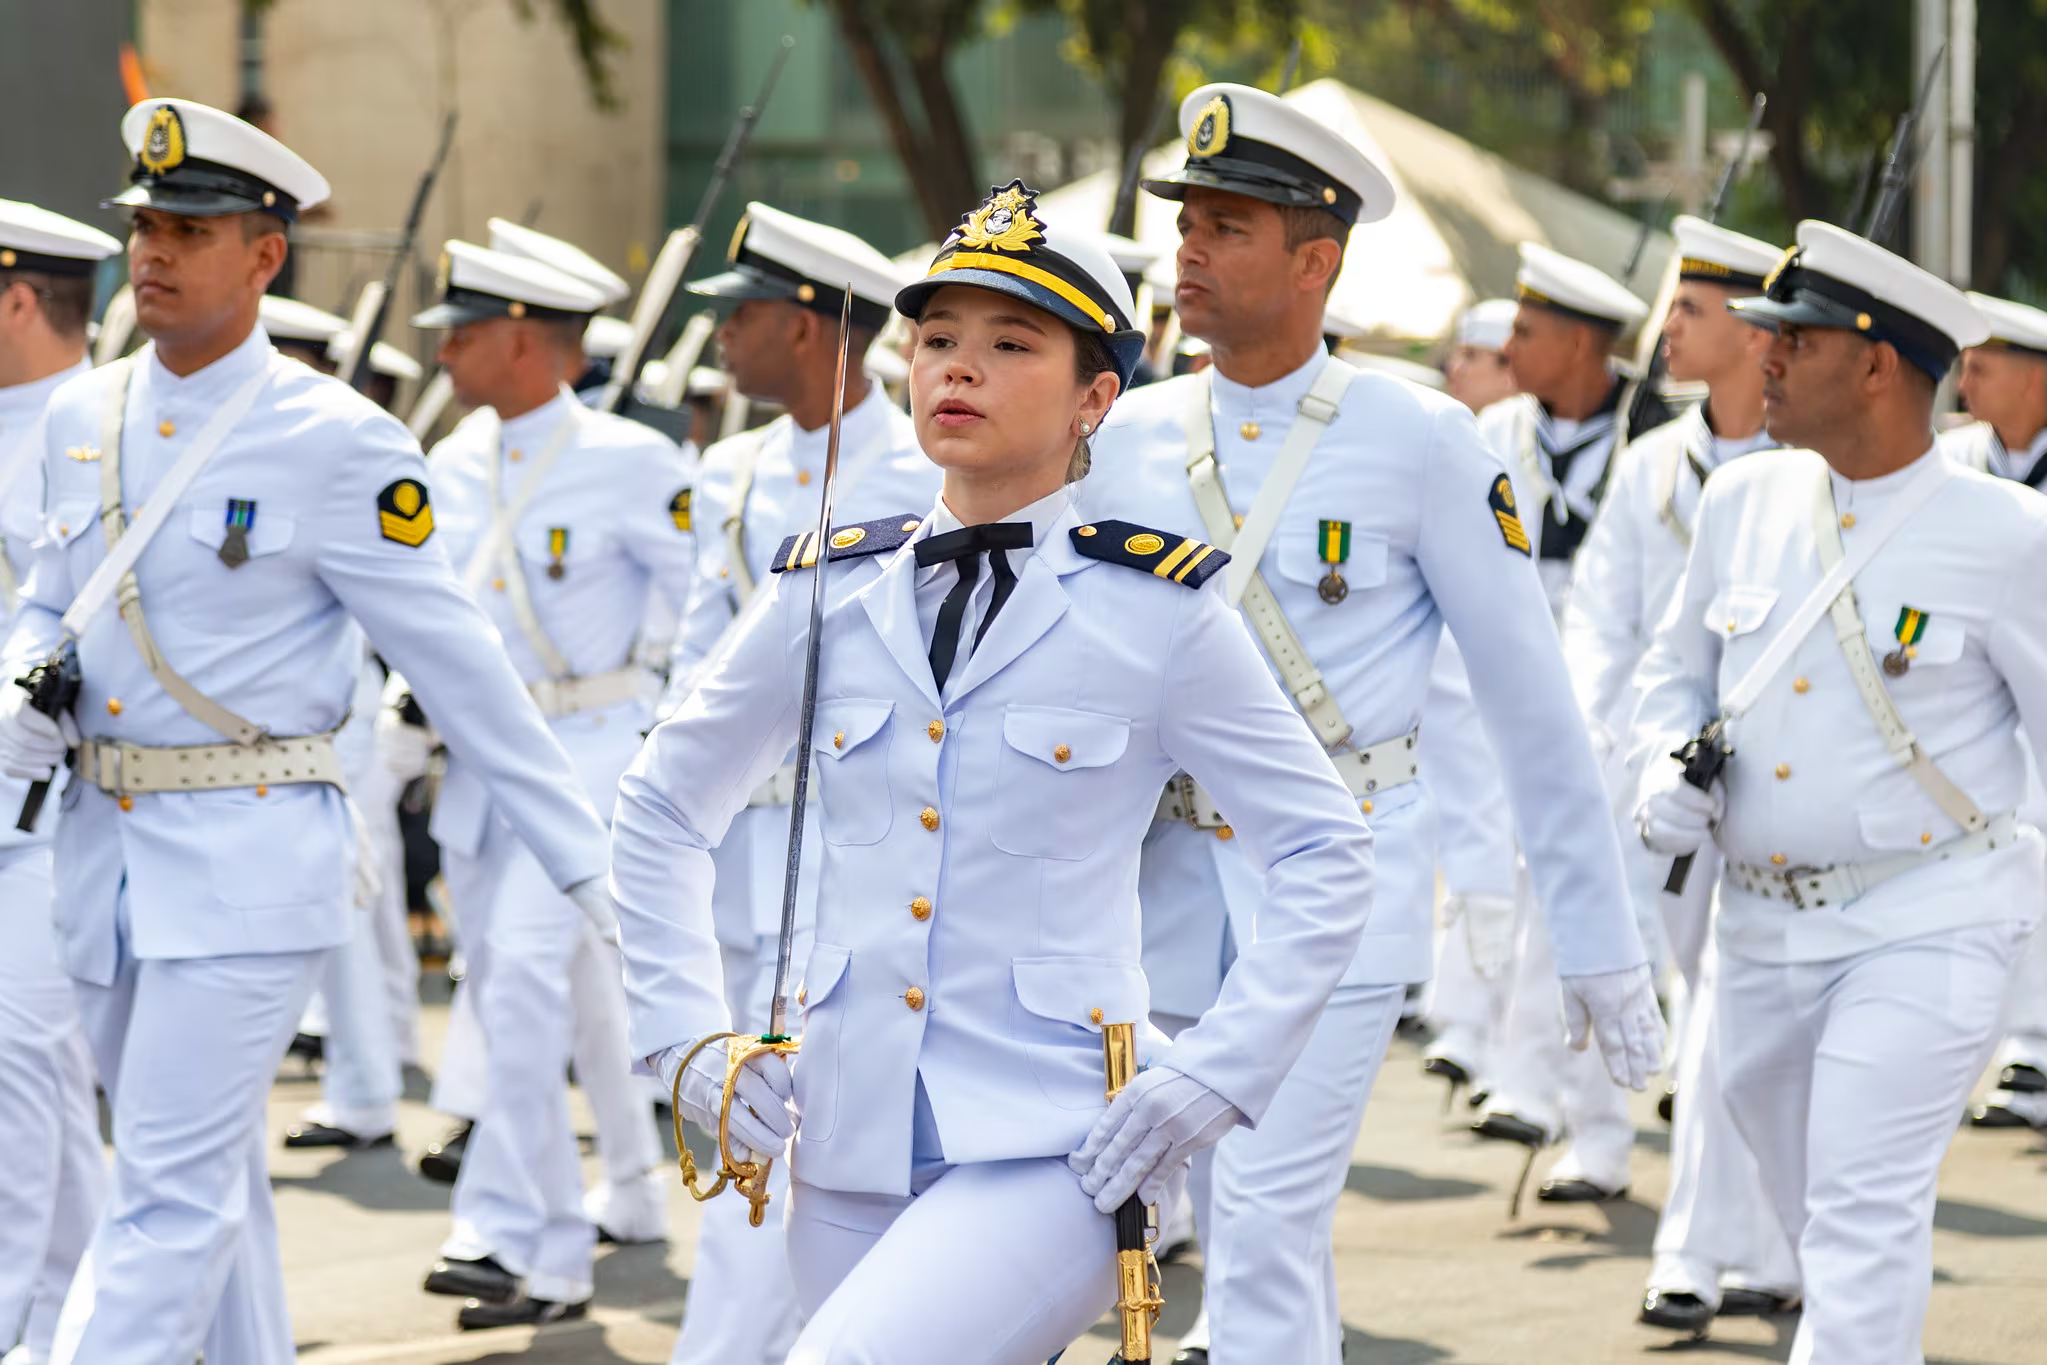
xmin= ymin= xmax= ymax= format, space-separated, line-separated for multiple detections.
xmin=904 ymin=986 xmax=925 ymax=1011
xmin=920 ymin=806 xmax=940 ymax=831
xmin=910 ymin=896 xmax=932 ymax=921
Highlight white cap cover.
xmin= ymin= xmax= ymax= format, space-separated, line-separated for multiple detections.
xmin=489 ymin=219 xmax=631 ymax=307
xmin=1515 ymin=242 xmax=1649 ymax=329
xmin=0 ymin=198 xmax=121 ymax=275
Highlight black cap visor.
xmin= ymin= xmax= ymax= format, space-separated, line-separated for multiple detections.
xmin=1729 ymin=265 xmax=1957 ymax=380
xmin=688 ymin=258 xmax=891 ymax=332
xmin=1143 ymin=137 xmax=1362 ymax=223
xmin=410 ymin=286 xmax=592 ymax=330
xmin=0 ymin=248 xmax=100 ymax=278
xmin=897 ymin=267 xmax=1145 ymax=390
xmin=106 ymin=156 xmax=300 ymax=223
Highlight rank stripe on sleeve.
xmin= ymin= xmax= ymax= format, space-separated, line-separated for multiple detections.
xmin=377 ymin=478 xmax=435 ymax=547
xmin=1487 ymin=474 xmax=1530 ymax=555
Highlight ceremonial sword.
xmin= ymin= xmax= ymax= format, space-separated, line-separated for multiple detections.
xmin=672 ymin=288 xmax=853 ymax=1226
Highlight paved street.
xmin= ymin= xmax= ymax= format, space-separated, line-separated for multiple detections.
xmin=266 ymin=995 xmax=2047 ymax=1364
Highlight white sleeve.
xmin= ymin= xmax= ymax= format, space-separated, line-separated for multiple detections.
xmin=1561 ymin=447 xmax=1651 ymax=751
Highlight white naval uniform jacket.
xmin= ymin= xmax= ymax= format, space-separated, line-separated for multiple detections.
xmin=1 ymin=327 xmax=610 ymax=985
xmin=611 ymin=494 xmax=1374 ymax=1197
xmin=1940 ymin=420 xmax=2047 ymax=488
xmin=426 ymin=385 xmax=696 ymax=846
xmin=665 ymin=384 xmax=940 ymax=947
xmin=1630 ymin=447 xmax=2047 ymax=964
xmin=1562 ymin=405 xmax=1778 ymax=762
xmin=1082 ymin=353 xmax=1642 ymax=992
xmin=0 ymin=357 xmax=87 ymax=848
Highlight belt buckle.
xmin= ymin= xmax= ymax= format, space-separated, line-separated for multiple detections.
xmin=1780 ymin=865 xmax=1822 ymax=910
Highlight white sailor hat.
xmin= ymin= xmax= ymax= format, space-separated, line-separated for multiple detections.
xmin=1092 ymin=230 xmax=1160 ymax=287
xmin=1321 ymin=296 xmax=1367 ymax=341
xmin=410 ymin=240 xmax=608 ymax=329
xmin=896 ymin=180 xmax=1147 ymax=388
xmin=258 ymin=294 xmax=348 ymax=343
xmin=1671 ymin=215 xmax=1780 ymax=292
xmin=1516 ymin=243 xmax=1649 ymax=330
xmin=1729 ymin=221 xmax=1989 ymax=380
xmin=488 ymin=219 xmax=630 ymax=307
xmin=1143 ymin=83 xmax=1396 ymax=226
xmin=581 ymin=314 xmax=635 ymax=359
xmin=0 ymin=199 xmax=121 ymax=276
xmin=107 ymin=99 xmax=329 ymax=223
xmin=1455 ymin=298 xmax=1518 ymax=351
xmin=689 ymin=202 xmax=905 ymax=333
xmin=1964 ymin=292 xmax=2047 ymax=359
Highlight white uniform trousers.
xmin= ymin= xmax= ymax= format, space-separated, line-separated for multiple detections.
xmin=670 ymin=927 xmax=807 ymax=1365
xmin=1421 ymin=910 xmax=1509 ymax=1086
xmin=1719 ymin=919 xmax=2029 ymax=1365
xmin=441 ymin=822 xmax=600 ymax=1302
xmin=0 ymin=846 xmax=102 ymax=1364
xmin=1992 ymin=922 xmax=2047 ymax=1075
xmin=51 ymin=904 xmax=319 ymax=1365
xmin=1480 ymin=876 xmax=1635 ymax=1190
xmin=785 ymin=1158 xmax=1115 ymax=1365
xmin=430 ymin=977 xmax=487 ymax=1121
xmin=1202 ymin=982 xmax=1405 ymax=1365
xmin=1649 ymin=935 xmax=1799 ymax=1303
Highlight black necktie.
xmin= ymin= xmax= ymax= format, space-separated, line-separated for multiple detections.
xmin=915 ymin=522 xmax=1034 ymax=689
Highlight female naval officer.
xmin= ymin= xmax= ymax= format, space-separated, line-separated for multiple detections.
xmin=608 ymin=183 xmax=1375 ymax=1364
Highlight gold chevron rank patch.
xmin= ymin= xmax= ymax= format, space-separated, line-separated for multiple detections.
xmin=1488 ymin=474 xmax=1530 ymax=556
xmin=377 ymin=478 xmax=435 ymax=547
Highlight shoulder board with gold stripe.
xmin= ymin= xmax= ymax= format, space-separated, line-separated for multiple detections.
xmin=1069 ymin=519 xmax=1230 ymax=589
xmin=771 ymin=513 xmax=926 ymax=573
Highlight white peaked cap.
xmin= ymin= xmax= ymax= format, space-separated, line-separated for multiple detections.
xmin=0 ymin=198 xmax=121 ymax=273
xmin=689 ymin=201 xmax=908 ymax=331
xmin=488 ymin=218 xmax=631 ymax=306
xmin=1456 ymin=298 xmax=1518 ymax=351
xmin=581 ymin=314 xmax=636 ymax=359
xmin=259 ymin=294 xmax=348 ymax=342
xmin=110 ymin=98 xmax=329 ymax=218
xmin=1671 ymin=215 xmax=1781 ymax=288
xmin=411 ymin=240 xmax=608 ymax=328
xmin=1516 ymin=242 xmax=1649 ymax=328
xmin=1146 ymin=82 xmax=1397 ymax=226
xmin=1965 ymin=292 xmax=2047 ymax=356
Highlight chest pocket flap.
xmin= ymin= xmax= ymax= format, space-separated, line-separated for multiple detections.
xmin=1274 ymin=526 xmax=1389 ymax=591
xmin=186 ymin=506 xmax=296 ymax=559
xmin=1002 ymin=705 xmax=1129 ymax=771
xmin=44 ymin=499 xmax=100 ymax=548
xmin=817 ymin=699 xmax=895 ymax=760
xmin=1704 ymin=584 xmax=1779 ymax=639
xmin=1013 ymin=956 xmax=1151 ymax=1033
xmin=1863 ymin=608 xmax=1966 ymax=667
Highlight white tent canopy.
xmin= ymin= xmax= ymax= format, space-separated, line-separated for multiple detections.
xmin=1036 ymin=78 xmax=1671 ymax=347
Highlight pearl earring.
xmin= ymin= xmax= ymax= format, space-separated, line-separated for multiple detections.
xmin=1079 ymin=421 xmax=1093 ymax=435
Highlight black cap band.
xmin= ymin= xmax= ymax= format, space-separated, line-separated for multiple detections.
xmin=1514 ymin=283 xmax=1623 ymax=332
xmin=106 ymin=155 xmax=300 ymax=223
xmin=1679 ymin=258 xmax=1766 ymax=291
xmin=1145 ymin=131 xmax=1362 ymax=223
xmin=1763 ymin=264 xmax=1959 ymax=379
xmin=0 ymin=248 xmax=99 ymax=278
xmin=411 ymin=284 xmax=593 ymax=329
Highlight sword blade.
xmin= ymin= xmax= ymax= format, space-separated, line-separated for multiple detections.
xmin=766 ymin=287 xmax=855 ymax=1042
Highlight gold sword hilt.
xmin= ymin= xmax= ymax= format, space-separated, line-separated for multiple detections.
xmin=1102 ymin=1022 xmax=1164 ymax=1365
xmin=669 ymin=1031 xmax=801 ymax=1226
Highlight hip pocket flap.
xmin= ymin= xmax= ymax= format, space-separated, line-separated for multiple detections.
xmin=1704 ymin=584 xmax=1779 ymax=638
xmin=798 ymin=943 xmax=851 ymax=1012
xmin=1013 ymin=956 xmax=1150 ymax=1032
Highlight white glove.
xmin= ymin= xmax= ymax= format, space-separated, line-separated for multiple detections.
xmin=1636 ymin=774 xmax=1721 ymax=856
xmin=654 ymin=1038 xmax=795 ymax=1164
xmin=567 ymin=877 xmax=621 ymax=946
xmin=1447 ymin=892 xmax=1518 ymax=981
xmin=1560 ymin=963 xmax=1665 ymax=1091
xmin=1067 ymin=1067 xmax=1242 ymax=1213
xmin=0 ymin=684 xmax=70 ymax=781
xmin=374 ymin=704 xmax=436 ymax=784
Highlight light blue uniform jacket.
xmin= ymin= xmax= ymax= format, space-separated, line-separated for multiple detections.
xmin=611 ymin=495 xmax=1374 ymax=1197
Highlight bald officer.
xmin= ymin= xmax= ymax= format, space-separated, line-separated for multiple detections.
xmin=0 ymin=100 xmax=613 ymax=1365
xmin=1942 ymin=293 xmax=2047 ymax=1133
xmin=1631 ymin=223 xmax=2038 ymax=1363
xmin=657 ymin=201 xmax=939 ymax=1365
xmin=1082 ymin=84 xmax=1661 ymax=1364
xmin=0 ymin=198 xmax=119 ymax=1365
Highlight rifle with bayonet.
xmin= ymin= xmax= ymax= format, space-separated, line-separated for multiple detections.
xmin=668 ymin=287 xmax=853 ymax=1226
xmin=599 ymin=34 xmax=795 ymax=424
xmin=1619 ymin=92 xmax=1769 ymax=447
xmin=14 ymin=641 xmax=79 ymax=831
xmin=1865 ymin=45 xmax=1947 ymax=247
xmin=1663 ymin=717 xmax=1730 ymax=895
xmin=336 ymin=111 xmax=456 ymax=393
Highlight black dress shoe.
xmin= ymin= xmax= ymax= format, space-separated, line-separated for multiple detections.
xmin=457 ymin=1294 xmax=588 ymax=1330
xmin=283 ymin=1122 xmax=394 ymax=1150
xmin=418 ymin=1122 xmax=472 ymax=1184
xmin=1716 ymin=1287 xmax=1799 ymax=1317
xmin=1471 ymin=1112 xmax=1548 ymax=1147
xmin=1422 ymin=1055 xmax=1471 ymax=1085
xmin=1538 ymin=1177 xmax=1628 ymax=1203
xmin=1171 ymin=1350 xmax=1208 ymax=1364
xmin=2001 ymin=1062 xmax=2047 ymax=1094
xmin=286 ymin=1032 xmax=325 ymax=1068
xmin=423 ymin=1254 xmax=519 ymax=1304
xmin=1657 ymin=1088 xmax=1676 ymax=1124
xmin=1969 ymin=1101 xmax=2035 ymax=1129
xmin=1640 ymin=1289 xmax=1713 ymax=1335
xmin=1467 ymin=1088 xmax=1489 ymax=1109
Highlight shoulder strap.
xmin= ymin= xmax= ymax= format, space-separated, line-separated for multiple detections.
xmin=1655 ymin=415 xmax=1710 ymax=551
xmin=721 ymin=424 xmax=772 ymax=607
xmin=1809 ymin=470 xmax=1986 ymax=833
xmin=1220 ymin=358 xmax=1356 ymax=605
xmin=1180 ymin=366 xmax=1356 ymax=750
xmin=90 ymin=353 xmax=280 ymax=743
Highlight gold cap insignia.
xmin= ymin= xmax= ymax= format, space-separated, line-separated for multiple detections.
xmin=830 ymin=526 xmax=867 ymax=550
xmin=955 ymin=181 xmax=1046 ymax=255
xmin=727 ymin=212 xmax=751 ymax=264
xmin=436 ymin=250 xmax=452 ymax=298
xmin=1188 ymin=95 xmax=1232 ymax=159
xmin=1762 ymin=245 xmax=1801 ymax=294
xmin=139 ymin=105 xmax=187 ymax=177
xmin=1124 ymin=532 xmax=1165 ymax=555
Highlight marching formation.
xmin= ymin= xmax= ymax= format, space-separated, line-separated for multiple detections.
xmin=0 ymin=73 xmax=2041 ymax=1365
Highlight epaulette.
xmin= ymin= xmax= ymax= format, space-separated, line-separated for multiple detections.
xmin=771 ymin=513 xmax=926 ymax=573
xmin=1069 ymin=519 xmax=1230 ymax=589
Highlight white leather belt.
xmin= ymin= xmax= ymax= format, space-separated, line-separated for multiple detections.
xmin=1725 ymin=811 xmax=2019 ymax=910
xmin=1156 ymin=728 xmax=1418 ymax=829
xmin=528 ymin=666 xmax=649 ymax=719
xmin=75 ymin=730 xmax=347 ymax=798
xmin=748 ymin=763 xmax=799 ymax=808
